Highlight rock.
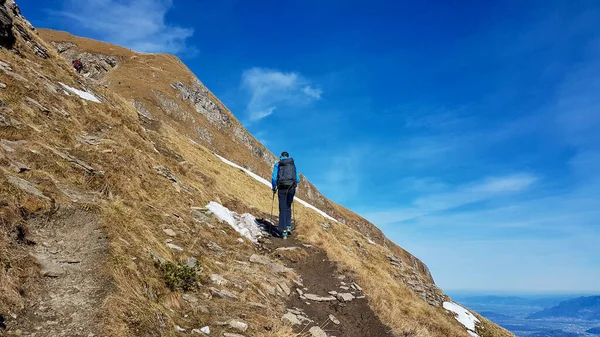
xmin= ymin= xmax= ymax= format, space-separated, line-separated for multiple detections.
xmin=206 ymin=241 xmax=224 ymax=253
xmin=210 ymin=274 xmax=228 ymax=286
xmin=223 ymin=334 xmax=245 ymax=337
xmin=309 ymin=326 xmax=328 ymax=337
xmin=279 ymin=282 xmax=291 ymax=296
xmin=151 ymin=251 xmax=166 ymax=264
xmin=182 ymin=293 xmax=198 ymax=303
xmin=304 ymin=294 xmax=337 ymax=302
xmin=192 ymin=326 xmax=210 ymax=335
xmin=163 ymin=228 xmax=177 ymax=237
xmin=186 ymin=257 xmax=197 ymax=268
xmin=209 ymin=287 xmax=237 ymax=300
xmin=286 ymin=308 xmax=303 ymax=315
xmin=11 ymin=161 xmax=30 ymax=173
xmin=387 ymin=255 xmax=403 ymax=267
xmin=247 ymin=302 xmax=266 ymax=309
xmin=297 ymin=315 xmax=313 ymax=324
xmin=292 ymin=279 xmax=303 ymax=287
xmin=275 ymin=246 xmax=300 ymax=251
xmin=336 ymin=293 xmax=355 ymax=302
xmin=328 ymin=291 xmax=338 ymax=296
xmin=329 ymin=314 xmax=340 ymax=325
xmin=44 ymin=146 xmax=103 ymax=176
xmin=154 ymin=165 xmax=179 ymax=183
xmin=24 ymin=97 xmax=50 ymax=114
xmin=227 ymin=319 xmax=247 ymax=332
xmin=7 ymin=176 xmax=49 ymax=200
xmin=166 ymin=243 xmax=184 ymax=252
xmin=281 ymin=313 xmax=301 ymax=325
xmin=0 ymin=82 xmax=5 ymax=88
xmin=352 ymin=282 xmax=363 ymax=291
xmin=249 ymin=254 xmax=293 ymax=274
xmin=339 ymin=286 xmax=349 ymax=290
xmin=175 ymin=325 xmax=186 ymax=332
xmin=296 ymin=288 xmax=304 ymax=296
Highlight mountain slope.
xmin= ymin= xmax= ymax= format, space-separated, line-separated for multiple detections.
xmin=527 ymin=296 xmax=600 ymax=320
xmin=0 ymin=1 xmax=514 ymax=336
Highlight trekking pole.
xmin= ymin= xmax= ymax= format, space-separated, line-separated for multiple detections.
xmin=292 ymin=197 xmax=295 ymax=231
xmin=270 ymin=190 xmax=276 ymax=234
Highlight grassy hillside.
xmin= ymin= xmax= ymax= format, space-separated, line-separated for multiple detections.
xmin=0 ymin=1 xmax=514 ymax=336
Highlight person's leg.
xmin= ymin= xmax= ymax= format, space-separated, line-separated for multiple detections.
xmin=277 ymin=189 xmax=287 ymax=234
xmin=286 ymin=188 xmax=296 ymax=230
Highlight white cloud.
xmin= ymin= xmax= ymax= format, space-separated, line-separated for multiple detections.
xmin=56 ymin=0 xmax=194 ymax=54
xmin=364 ymin=173 xmax=537 ymax=225
xmin=241 ymin=67 xmax=322 ymax=120
xmin=303 ymin=85 xmax=323 ymax=99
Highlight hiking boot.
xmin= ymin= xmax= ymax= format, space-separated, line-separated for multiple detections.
xmin=286 ymin=226 xmax=293 ymax=236
xmin=282 ymin=229 xmax=289 ymax=239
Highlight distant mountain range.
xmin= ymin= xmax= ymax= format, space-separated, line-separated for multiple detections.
xmin=527 ymin=296 xmax=600 ymax=320
xmin=479 ymin=311 xmax=514 ymax=320
xmin=452 ymin=295 xmax=570 ymax=309
xmin=528 ymin=330 xmax=581 ymax=337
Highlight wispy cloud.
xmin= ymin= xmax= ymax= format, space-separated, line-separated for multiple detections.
xmin=241 ymin=67 xmax=322 ymax=120
xmin=55 ymin=0 xmax=195 ymax=55
xmin=364 ymin=173 xmax=537 ymax=225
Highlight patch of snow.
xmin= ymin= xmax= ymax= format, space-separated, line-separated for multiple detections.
xmin=215 ymin=154 xmax=271 ymax=187
xmin=205 ymin=201 xmax=265 ymax=243
xmin=59 ymin=82 xmax=101 ymax=103
xmin=214 ymin=154 xmax=338 ymax=222
xmin=443 ymin=301 xmax=480 ymax=336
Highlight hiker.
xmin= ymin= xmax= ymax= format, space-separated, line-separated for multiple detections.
xmin=272 ymin=151 xmax=301 ymax=239
xmin=72 ymin=59 xmax=83 ymax=73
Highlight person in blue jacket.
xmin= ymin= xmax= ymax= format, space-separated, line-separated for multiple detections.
xmin=271 ymin=151 xmax=301 ymax=238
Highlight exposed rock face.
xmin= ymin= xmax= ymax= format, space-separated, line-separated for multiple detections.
xmin=0 ymin=0 xmax=16 ymax=48
xmin=172 ymin=79 xmax=230 ymax=128
xmin=50 ymin=41 xmax=119 ymax=80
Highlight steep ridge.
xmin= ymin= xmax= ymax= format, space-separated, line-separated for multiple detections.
xmin=0 ymin=1 xmax=514 ymax=336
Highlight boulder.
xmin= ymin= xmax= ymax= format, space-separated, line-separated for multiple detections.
xmin=210 ymin=273 xmax=228 ymax=286
xmin=336 ymin=293 xmax=355 ymax=302
xmin=309 ymin=326 xmax=327 ymax=337
xmin=329 ymin=314 xmax=340 ymax=325
xmin=227 ymin=319 xmax=247 ymax=332
xmin=304 ymin=294 xmax=336 ymax=302
xmin=281 ymin=313 xmax=301 ymax=325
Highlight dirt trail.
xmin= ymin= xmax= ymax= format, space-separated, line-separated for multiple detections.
xmin=267 ymin=235 xmax=394 ymax=337
xmin=12 ymin=206 xmax=111 ymax=337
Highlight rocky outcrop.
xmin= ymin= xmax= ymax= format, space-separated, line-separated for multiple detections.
xmin=171 ymin=79 xmax=231 ymax=128
xmin=50 ymin=41 xmax=119 ymax=80
xmin=0 ymin=0 xmax=16 ymax=48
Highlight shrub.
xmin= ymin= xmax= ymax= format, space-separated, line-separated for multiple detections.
xmin=158 ymin=261 xmax=197 ymax=291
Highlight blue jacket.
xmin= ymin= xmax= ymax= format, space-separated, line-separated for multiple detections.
xmin=272 ymin=156 xmax=301 ymax=190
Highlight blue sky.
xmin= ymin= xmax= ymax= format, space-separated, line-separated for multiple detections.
xmin=19 ymin=0 xmax=600 ymax=293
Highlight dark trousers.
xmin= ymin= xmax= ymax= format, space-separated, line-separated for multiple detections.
xmin=278 ymin=187 xmax=296 ymax=232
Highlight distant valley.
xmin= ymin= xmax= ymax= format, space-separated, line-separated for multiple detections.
xmin=450 ymin=293 xmax=600 ymax=337
xmin=527 ymin=296 xmax=600 ymax=320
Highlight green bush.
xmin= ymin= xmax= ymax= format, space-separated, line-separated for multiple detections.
xmin=158 ymin=261 xmax=197 ymax=291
